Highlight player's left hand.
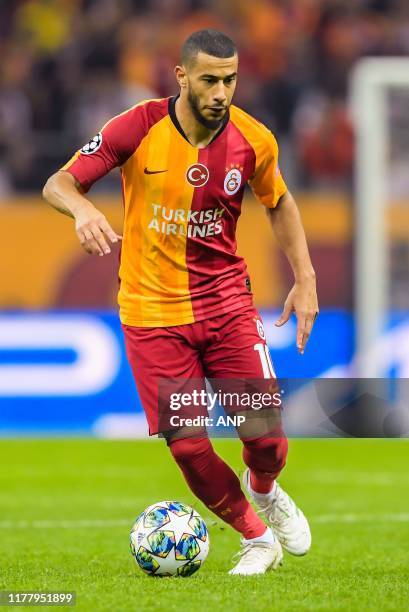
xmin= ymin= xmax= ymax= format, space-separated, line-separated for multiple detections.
xmin=275 ymin=278 xmax=319 ymax=354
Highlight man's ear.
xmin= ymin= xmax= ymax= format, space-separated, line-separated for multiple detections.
xmin=174 ymin=65 xmax=187 ymax=88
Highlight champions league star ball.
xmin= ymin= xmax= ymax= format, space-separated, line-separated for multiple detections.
xmin=130 ymin=501 xmax=209 ymax=577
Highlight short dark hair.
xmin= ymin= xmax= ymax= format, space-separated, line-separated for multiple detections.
xmin=181 ymin=29 xmax=237 ymax=67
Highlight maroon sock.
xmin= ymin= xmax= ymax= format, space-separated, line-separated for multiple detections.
xmin=168 ymin=436 xmax=266 ymax=539
xmin=242 ymin=435 xmax=288 ymax=494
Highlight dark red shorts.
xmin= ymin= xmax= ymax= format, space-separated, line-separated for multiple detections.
xmin=122 ymin=305 xmax=278 ymax=435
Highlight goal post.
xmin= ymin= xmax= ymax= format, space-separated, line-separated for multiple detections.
xmin=350 ymin=58 xmax=409 ymax=378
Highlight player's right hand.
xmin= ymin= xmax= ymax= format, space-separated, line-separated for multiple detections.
xmin=74 ymin=202 xmax=122 ymax=256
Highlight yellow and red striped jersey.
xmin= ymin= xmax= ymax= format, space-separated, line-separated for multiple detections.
xmin=63 ymin=96 xmax=288 ymax=327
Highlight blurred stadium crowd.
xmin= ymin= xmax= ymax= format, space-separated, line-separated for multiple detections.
xmin=1 ymin=0 xmax=409 ymax=195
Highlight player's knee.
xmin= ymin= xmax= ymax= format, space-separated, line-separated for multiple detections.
xmin=242 ymin=435 xmax=288 ymax=472
xmin=168 ymin=436 xmax=211 ymax=467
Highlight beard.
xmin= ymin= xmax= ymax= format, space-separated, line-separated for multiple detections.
xmin=187 ymin=86 xmax=227 ymax=130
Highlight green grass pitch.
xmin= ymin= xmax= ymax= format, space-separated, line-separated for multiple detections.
xmin=1 ymin=438 xmax=408 ymax=611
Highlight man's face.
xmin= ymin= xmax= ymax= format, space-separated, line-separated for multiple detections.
xmin=183 ymin=52 xmax=238 ymax=129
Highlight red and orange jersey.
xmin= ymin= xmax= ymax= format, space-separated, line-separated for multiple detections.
xmin=62 ymin=97 xmax=288 ymax=327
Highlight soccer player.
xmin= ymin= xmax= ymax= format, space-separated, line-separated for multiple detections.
xmin=43 ymin=29 xmax=318 ymax=575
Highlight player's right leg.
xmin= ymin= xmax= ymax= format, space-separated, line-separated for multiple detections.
xmin=122 ymin=323 xmax=282 ymax=575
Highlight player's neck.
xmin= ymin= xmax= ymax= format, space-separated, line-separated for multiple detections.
xmin=175 ymin=96 xmax=222 ymax=149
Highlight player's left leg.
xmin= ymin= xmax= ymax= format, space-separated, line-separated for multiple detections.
xmin=203 ymin=305 xmax=311 ymax=557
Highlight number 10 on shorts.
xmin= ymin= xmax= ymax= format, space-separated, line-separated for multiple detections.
xmin=254 ymin=343 xmax=276 ymax=378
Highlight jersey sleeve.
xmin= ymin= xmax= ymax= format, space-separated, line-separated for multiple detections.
xmin=249 ymin=131 xmax=288 ymax=208
xmin=61 ymin=104 xmax=149 ymax=192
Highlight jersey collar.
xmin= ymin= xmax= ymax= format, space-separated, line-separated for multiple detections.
xmin=168 ymin=95 xmax=229 ymax=147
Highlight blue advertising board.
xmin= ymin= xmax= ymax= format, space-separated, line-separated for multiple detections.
xmin=0 ymin=310 xmax=407 ymax=435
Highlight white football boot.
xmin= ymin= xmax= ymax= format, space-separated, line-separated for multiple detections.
xmin=229 ymin=532 xmax=283 ymax=576
xmin=243 ymin=468 xmax=311 ymax=556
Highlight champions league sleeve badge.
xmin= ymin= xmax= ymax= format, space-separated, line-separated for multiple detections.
xmin=81 ymin=132 xmax=103 ymax=155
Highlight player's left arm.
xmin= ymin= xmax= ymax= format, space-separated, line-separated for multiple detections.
xmin=267 ymin=190 xmax=318 ymax=354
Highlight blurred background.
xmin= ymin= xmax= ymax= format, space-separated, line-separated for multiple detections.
xmin=1 ymin=0 xmax=409 ymax=435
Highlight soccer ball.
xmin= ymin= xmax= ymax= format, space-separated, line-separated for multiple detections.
xmin=130 ymin=501 xmax=209 ymax=577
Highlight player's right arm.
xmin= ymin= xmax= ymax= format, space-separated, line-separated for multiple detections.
xmin=43 ymin=170 xmax=121 ymax=256
xmin=43 ymin=101 xmax=150 ymax=256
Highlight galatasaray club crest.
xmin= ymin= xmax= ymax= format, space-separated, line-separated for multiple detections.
xmin=186 ymin=163 xmax=209 ymax=187
xmin=224 ymin=164 xmax=243 ymax=196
